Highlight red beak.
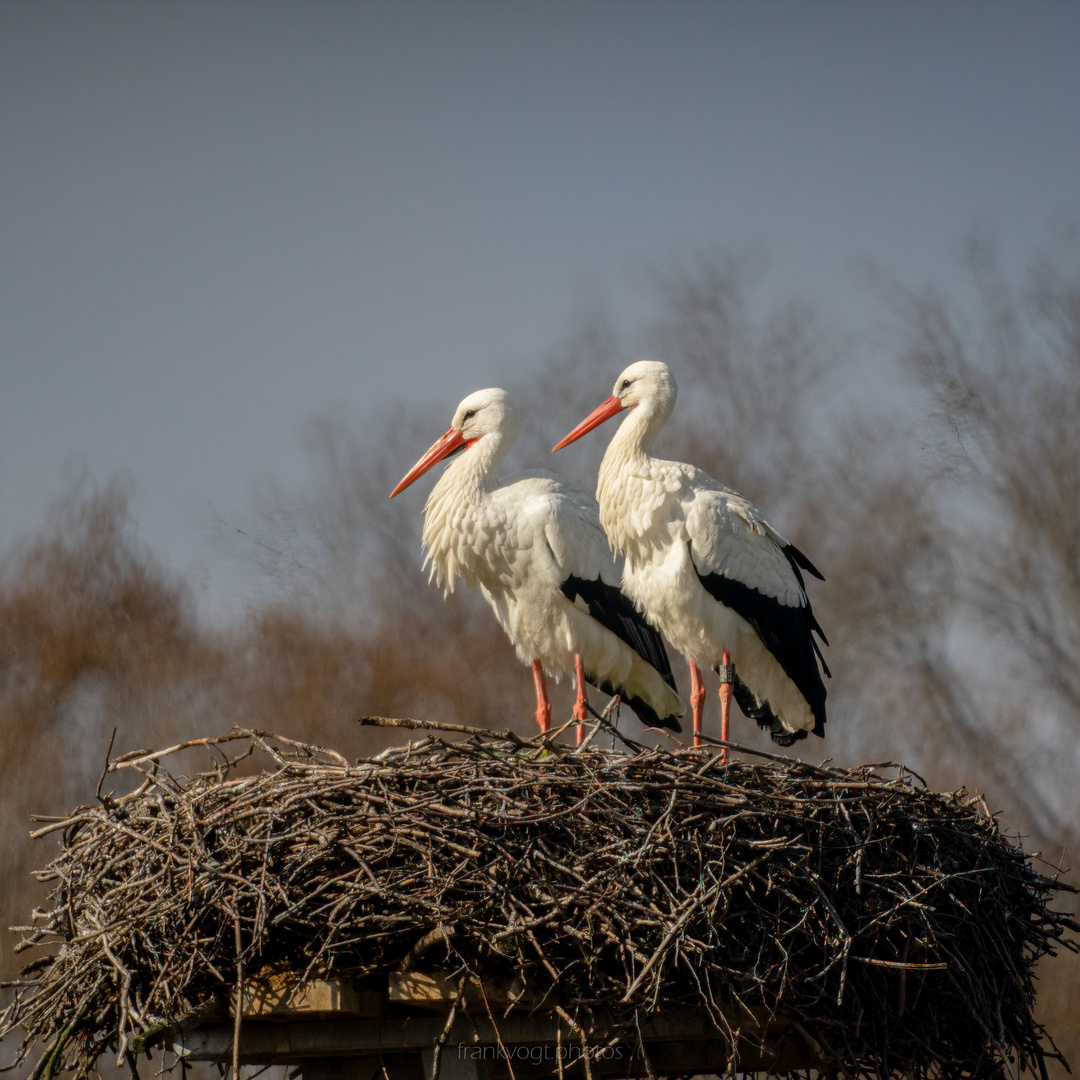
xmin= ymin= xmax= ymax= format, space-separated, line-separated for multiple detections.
xmin=390 ymin=427 xmax=468 ymax=497
xmin=552 ymin=394 xmax=626 ymax=452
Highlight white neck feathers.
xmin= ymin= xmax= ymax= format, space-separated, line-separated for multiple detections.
xmin=421 ymin=427 xmax=508 ymax=595
xmin=594 ymin=379 xmax=679 ymax=562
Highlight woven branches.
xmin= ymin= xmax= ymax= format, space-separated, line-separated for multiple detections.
xmin=2 ymin=721 xmax=1075 ymax=1080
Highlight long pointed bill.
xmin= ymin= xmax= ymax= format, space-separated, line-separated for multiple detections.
xmin=389 ymin=427 xmax=468 ymax=497
xmin=551 ymin=394 xmax=626 ymax=452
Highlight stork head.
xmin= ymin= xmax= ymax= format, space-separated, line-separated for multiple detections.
xmin=552 ymin=360 xmax=678 ymax=452
xmin=390 ymin=387 xmax=517 ymax=497
xmin=450 ymin=386 xmax=517 ymax=444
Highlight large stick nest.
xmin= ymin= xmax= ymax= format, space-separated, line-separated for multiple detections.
xmin=2 ymin=720 xmax=1076 ymax=1080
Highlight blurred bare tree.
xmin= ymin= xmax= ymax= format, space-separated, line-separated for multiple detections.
xmin=824 ymin=233 xmax=1080 ymax=850
xmin=0 ymin=477 xmax=206 ymax=942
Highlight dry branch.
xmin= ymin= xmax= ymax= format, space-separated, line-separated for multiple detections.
xmin=1 ymin=722 xmax=1075 ymax=1080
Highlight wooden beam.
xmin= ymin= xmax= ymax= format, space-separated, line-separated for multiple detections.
xmin=243 ymin=975 xmax=383 ymax=1019
xmin=291 ymin=1034 xmax=812 ymax=1080
xmin=170 ymin=1005 xmax=819 ymax=1076
xmin=388 ymin=971 xmax=536 ymax=1011
xmin=293 ymin=1058 xmax=382 ymax=1080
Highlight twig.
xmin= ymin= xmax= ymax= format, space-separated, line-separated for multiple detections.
xmin=96 ymin=728 xmax=117 ymax=804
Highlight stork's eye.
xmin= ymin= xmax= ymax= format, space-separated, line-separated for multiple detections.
xmin=619 ymin=379 xmax=633 ymax=392
xmin=462 ymin=409 xmax=476 ymax=422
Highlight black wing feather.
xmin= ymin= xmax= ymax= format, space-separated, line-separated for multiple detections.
xmin=690 ymin=543 xmax=827 ymax=738
xmin=784 ymin=542 xmax=825 ymax=583
xmin=559 ymin=574 xmax=682 ymax=732
xmin=730 ymin=675 xmax=808 ymax=746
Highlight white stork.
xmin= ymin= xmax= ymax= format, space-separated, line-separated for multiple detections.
xmin=553 ymin=360 xmax=829 ymax=749
xmin=390 ymin=387 xmax=685 ymax=740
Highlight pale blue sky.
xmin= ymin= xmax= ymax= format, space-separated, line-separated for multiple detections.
xmin=2 ymin=2 xmax=1078 ymax=612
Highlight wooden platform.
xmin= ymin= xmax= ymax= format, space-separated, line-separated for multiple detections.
xmin=169 ymin=974 xmax=820 ymax=1079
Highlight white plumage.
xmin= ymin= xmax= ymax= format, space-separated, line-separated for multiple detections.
xmin=553 ymin=360 xmax=829 ymax=746
xmin=390 ymin=387 xmax=685 ymax=737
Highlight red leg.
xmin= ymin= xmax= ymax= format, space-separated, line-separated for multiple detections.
xmin=532 ymin=660 xmax=551 ymax=735
xmin=689 ymin=661 xmax=706 ymax=748
xmin=717 ymin=650 xmax=733 ymax=763
xmin=573 ymin=653 xmax=588 ymax=745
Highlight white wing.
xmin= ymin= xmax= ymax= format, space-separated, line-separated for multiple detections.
xmin=495 ymin=469 xmax=619 ymax=589
xmin=683 ymin=468 xmax=805 ymax=608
